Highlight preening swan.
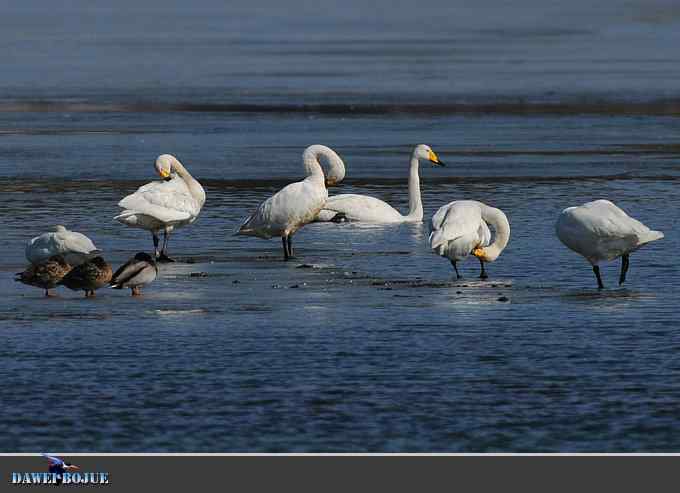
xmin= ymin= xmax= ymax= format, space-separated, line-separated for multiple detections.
xmin=237 ymin=144 xmax=331 ymax=260
xmin=429 ymin=200 xmax=510 ymax=279
xmin=316 ymin=144 xmax=444 ymax=223
xmin=556 ymin=199 xmax=664 ymax=288
xmin=115 ymin=154 xmax=206 ymax=262
xmin=305 ymin=148 xmax=345 ymax=187
xmin=26 ymin=225 xmax=100 ymax=266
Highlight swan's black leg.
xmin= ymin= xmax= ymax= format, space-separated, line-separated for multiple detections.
xmin=152 ymin=233 xmax=160 ymax=258
xmin=450 ymin=260 xmax=461 ymax=279
xmin=619 ymin=254 xmax=630 ymax=286
xmin=287 ymin=235 xmax=294 ymax=259
xmin=593 ymin=265 xmax=604 ymax=289
xmin=158 ymin=230 xmax=175 ymax=263
xmin=282 ymin=235 xmax=290 ymax=261
xmin=479 ymin=257 xmax=489 ymax=280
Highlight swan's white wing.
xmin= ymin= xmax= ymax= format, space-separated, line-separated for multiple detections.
xmin=429 ymin=201 xmax=484 ymax=259
xmin=56 ymin=230 xmax=99 ymax=255
xmin=26 ymin=229 xmax=98 ymax=264
xmin=118 ymin=178 xmax=198 ymax=224
xmin=556 ymin=199 xmax=664 ymax=263
xmin=477 ymin=220 xmax=492 ymax=248
xmin=321 ymin=194 xmax=403 ymax=223
xmin=239 ymin=177 xmax=328 ymax=238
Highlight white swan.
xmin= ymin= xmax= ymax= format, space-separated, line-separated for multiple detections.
xmin=114 ymin=154 xmax=206 ymax=262
xmin=237 ymin=144 xmax=332 ymax=260
xmin=556 ymin=199 xmax=664 ymax=288
xmin=316 ymin=144 xmax=444 ymax=223
xmin=429 ymin=200 xmax=510 ymax=279
xmin=26 ymin=225 xmax=100 ymax=266
xmin=306 ymin=149 xmax=345 ymax=187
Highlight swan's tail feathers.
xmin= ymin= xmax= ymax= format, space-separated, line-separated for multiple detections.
xmin=639 ymin=230 xmax=664 ymax=245
xmin=114 ymin=210 xmax=138 ymax=224
xmin=429 ymin=230 xmax=448 ymax=252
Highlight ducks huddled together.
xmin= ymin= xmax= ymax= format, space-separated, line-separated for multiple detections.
xmin=15 ymin=144 xmax=665 ymax=297
xmin=16 ymin=226 xmax=158 ymax=298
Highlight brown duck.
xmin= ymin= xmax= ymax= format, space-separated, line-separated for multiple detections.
xmin=59 ymin=256 xmax=113 ymax=297
xmin=15 ymin=255 xmax=72 ymax=297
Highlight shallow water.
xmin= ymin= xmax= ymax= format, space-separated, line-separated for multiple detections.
xmin=1 ymin=0 xmax=680 ymax=452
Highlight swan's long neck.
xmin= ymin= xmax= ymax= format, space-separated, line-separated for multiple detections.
xmin=404 ymin=153 xmax=423 ymax=221
xmin=172 ymin=159 xmax=206 ymax=206
xmin=302 ymin=146 xmax=331 ymax=186
xmin=479 ymin=205 xmax=510 ymax=261
xmin=305 ymin=149 xmax=345 ymax=185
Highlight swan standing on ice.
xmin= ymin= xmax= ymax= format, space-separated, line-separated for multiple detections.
xmin=237 ymin=144 xmax=332 ymax=260
xmin=26 ymin=225 xmax=100 ymax=266
xmin=316 ymin=144 xmax=445 ymax=223
xmin=429 ymin=200 xmax=510 ymax=279
xmin=115 ymin=154 xmax=206 ymax=262
xmin=556 ymin=199 xmax=664 ymax=288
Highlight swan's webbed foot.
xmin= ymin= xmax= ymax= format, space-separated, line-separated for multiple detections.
xmin=157 ymin=252 xmax=176 ymax=263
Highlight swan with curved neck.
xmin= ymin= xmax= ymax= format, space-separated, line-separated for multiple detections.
xmin=114 ymin=154 xmax=206 ymax=262
xmin=315 ymin=144 xmax=444 ymax=223
xmin=556 ymin=199 xmax=664 ymax=288
xmin=304 ymin=148 xmax=345 ymax=186
xmin=429 ymin=200 xmax=510 ymax=279
xmin=237 ymin=144 xmax=331 ymax=260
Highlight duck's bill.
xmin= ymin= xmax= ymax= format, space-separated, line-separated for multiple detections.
xmin=428 ymin=150 xmax=445 ymax=166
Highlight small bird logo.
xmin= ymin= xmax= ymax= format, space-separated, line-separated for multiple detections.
xmin=42 ymin=454 xmax=79 ymax=485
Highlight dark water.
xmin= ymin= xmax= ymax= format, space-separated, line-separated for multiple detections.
xmin=1 ymin=0 xmax=680 ymax=452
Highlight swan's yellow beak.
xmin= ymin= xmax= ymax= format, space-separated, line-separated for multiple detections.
xmin=326 ymin=177 xmax=338 ymax=187
xmin=428 ymin=149 xmax=445 ymax=166
xmin=159 ymin=169 xmax=171 ymax=179
xmin=472 ymin=247 xmax=486 ymax=259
